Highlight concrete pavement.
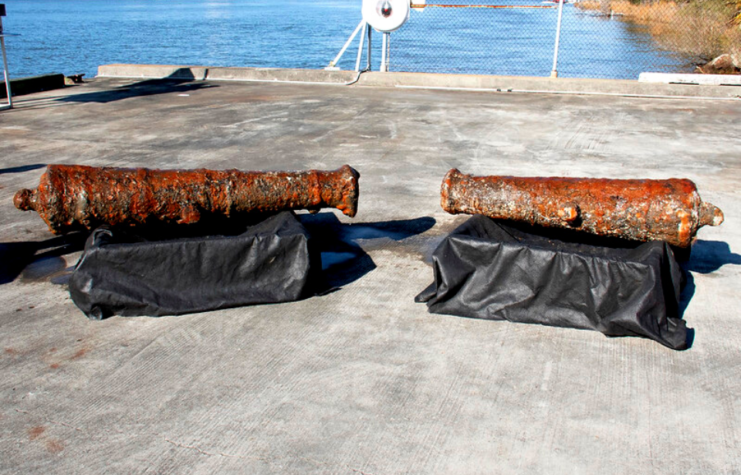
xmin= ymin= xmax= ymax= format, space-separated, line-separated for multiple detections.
xmin=0 ymin=71 xmax=740 ymax=474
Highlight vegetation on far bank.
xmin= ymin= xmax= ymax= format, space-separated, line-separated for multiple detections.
xmin=576 ymin=0 xmax=741 ymax=71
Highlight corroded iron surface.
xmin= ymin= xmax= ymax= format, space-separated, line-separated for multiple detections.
xmin=441 ymin=169 xmax=724 ymax=248
xmin=15 ymin=164 xmax=360 ymax=234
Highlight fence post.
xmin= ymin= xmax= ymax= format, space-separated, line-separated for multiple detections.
xmin=550 ymin=0 xmax=565 ymax=78
xmin=1 ymin=4 xmax=13 ymax=109
xmin=381 ymin=32 xmax=390 ymax=72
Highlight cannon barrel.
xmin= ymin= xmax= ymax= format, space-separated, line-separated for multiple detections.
xmin=441 ymin=169 xmax=723 ymax=248
xmin=15 ymin=164 xmax=360 ymax=234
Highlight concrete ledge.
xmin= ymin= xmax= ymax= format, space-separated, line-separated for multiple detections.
xmin=97 ymin=64 xmax=360 ymax=85
xmin=97 ymin=64 xmax=741 ymax=99
xmin=639 ymin=72 xmax=741 ymax=86
xmin=97 ymin=64 xmax=211 ymax=81
xmin=358 ymin=71 xmax=741 ymax=99
xmin=0 ymin=73 xmax=66 ymax=99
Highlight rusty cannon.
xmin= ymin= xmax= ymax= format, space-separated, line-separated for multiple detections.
xmin=14 ymin=164 xmax=360 ymax=234
xmin=441 ymin=169 xmax=724 ymax=248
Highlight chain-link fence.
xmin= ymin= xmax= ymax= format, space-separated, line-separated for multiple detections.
xmin=386 ymin=0 xmax=740 ymax=79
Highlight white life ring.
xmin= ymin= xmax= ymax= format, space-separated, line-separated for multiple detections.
xmin=362 ymin=0 xmax=411 ymax=33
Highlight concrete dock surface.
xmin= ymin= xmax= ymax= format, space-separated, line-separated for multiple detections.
xmin=1 ymin=69 xmax=740 ymax=474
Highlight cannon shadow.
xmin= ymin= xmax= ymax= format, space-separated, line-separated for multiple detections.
xmin=0 ymin=164 xmax=46 ymax=175
xmin=685 ymin=240 xmax=741 ymax=274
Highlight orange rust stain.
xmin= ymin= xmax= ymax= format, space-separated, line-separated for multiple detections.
xmin=677 ymin=210 xmax=692 ymax=247
xmin=50 ymin=363 xmax=60 ymax=369
xmin=4 ymin=348 xmax=18 ymax=356
xmin=71 ymin=348 xmax=88 ymax=360
xmin=28 ymin=426 xmax=46 ymax=441
xmin=45 ymin=439 xmax=64 ymax=454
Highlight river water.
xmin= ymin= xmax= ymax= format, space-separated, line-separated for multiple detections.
xmin=1 ymin=0 xmax=689 ymax=80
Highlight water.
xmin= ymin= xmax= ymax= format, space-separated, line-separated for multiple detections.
xmin=392 ymin=2 xmax=689 ymax=78
xmin=1 ymin=0 xmax=689 ymax=81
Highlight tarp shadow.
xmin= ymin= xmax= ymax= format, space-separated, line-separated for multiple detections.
xmin=0 ymin=233 xmax=87 ymax=285
xmin=299 ymin=213 xmax=436 ymax=290
xmin=58 ymin=69 xmax=217 ymax=104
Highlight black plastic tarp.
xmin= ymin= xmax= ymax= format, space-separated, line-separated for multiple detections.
xmin=416 ymin=215 xmax=689 ymax=350
xmin=69 ymin=212 xmax=320 ymax=319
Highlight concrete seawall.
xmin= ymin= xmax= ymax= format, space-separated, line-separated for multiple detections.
xmin=0 ymin=73 xmax=66 ymax=99
xmin=98 ymin=63 xmax=741 ymax=99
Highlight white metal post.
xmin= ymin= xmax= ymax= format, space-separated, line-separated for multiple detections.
xmin=385 ymin=32 xmax=391 ymax=72
xmin=550 ymin=0 xmax=565 ymax=78
xmin=355 ymin=21 xmax=367 ymax=72
xmin=380 ymin=32 xmax=392 ymax=72
xmin=327 ymin=19 xmax=365 ymax=70
xmin=0 ymin=14 xmax=11 ymax=109
xmin=380 ymin=32 xmax=388 ymax=72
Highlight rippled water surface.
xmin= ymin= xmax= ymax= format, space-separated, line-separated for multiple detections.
xmin=1 ymin=0 xmax=688 ymax=80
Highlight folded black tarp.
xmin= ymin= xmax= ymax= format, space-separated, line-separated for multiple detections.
xmin=416 ymin=215 xmax=689 ymax=350
xmin=69 ymin=212 xmax=320 ymax=319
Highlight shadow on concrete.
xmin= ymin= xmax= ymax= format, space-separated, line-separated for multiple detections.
xmin=58 ymin=69 xmax=217 ymax=104
xmin=0 ymin=232 xmax=87 ymax=285
xmin=676 ymin=240 xmax=740 ymax=349
xmin=300 ymin=213 xmax=436 ymax=290
xmin=0 ymin=164 xmax=46 ymax=175
xmin=685 ymin=240 xmax=741 ymax=274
